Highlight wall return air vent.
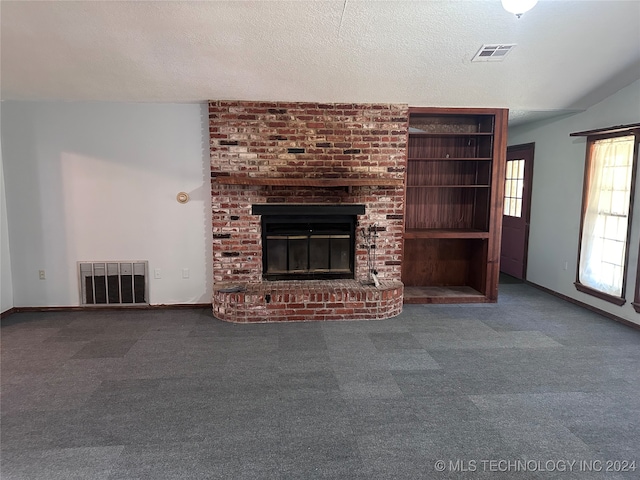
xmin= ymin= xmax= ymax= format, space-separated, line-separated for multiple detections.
xmin=472 ymin=44 xmax=517 ymax=62
xmin=79 ymin=261 xmax=148 ymax=306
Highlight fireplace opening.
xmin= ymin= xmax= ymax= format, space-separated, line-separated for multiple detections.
xmin=263 ymin=214 xmax=354 ymax=280
xmin=252 ymin=204 xmax=365 ymax=281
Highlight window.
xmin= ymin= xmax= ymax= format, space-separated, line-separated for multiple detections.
xmin=576 ymin=131 xmax=638 ymax=304
xmin=504 ymin=158 xmax=525 ymax=217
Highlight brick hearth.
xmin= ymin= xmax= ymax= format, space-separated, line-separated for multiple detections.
xmin=210 ymin=101 xmax=408 ymax=322
xmin=213 ymin=280 xmax=403 ymax=323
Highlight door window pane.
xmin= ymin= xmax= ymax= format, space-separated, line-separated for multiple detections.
xmin=504 ymin=159 xmax=525 ymax=217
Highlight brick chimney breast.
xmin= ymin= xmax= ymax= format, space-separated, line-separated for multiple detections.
xmin=210 ymin=100 xmax=408 ymax=322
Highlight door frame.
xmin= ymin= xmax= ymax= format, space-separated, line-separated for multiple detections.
xmin=502 ymin=142 xmax=535 ymax=280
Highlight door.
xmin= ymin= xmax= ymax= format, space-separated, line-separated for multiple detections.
xmin=500 ymin=143 xmax=534 ymax=279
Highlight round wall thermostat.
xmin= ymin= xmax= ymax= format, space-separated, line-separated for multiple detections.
xmin=176 ymin=192 xmax=189 ymax=204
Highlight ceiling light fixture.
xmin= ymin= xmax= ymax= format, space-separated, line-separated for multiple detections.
xmin=502 ymin=0 xmax=538 ymax=18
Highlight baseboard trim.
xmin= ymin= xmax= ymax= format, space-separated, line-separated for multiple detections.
xmin=1 ymin=307 xmax=17 ymax=319
xmin=525 ymin=280 xmax=640 ymax=331
xmin=1 ymin=303 xmax=212 ymax=320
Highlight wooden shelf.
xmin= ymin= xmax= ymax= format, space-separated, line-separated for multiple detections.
xmin=403 ymin=286 xmax=487 ymax=304
xmin=406 ymin=185 xmax=490 ymax=189
xmin=404 ymin=229 xmax=489 ymax=239
xmin=407 ymin=157 xmax=493 ymax=162
xmin=409 ymin=132 xmax=494 ymax=137
xmin=213 ymin=176 xmax=403 ymax=188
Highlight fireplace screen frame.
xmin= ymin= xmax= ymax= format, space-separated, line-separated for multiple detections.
xmin=253 ymin=204 xmax=365 ymax=281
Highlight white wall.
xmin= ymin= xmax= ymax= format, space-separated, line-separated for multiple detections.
xmin=1 ymin=101 xmax=212 ymax=307
xmin=1 ymin=112 xmax=15 ymax=313
xmin=508 ymin=79 xmax=640 ymax=326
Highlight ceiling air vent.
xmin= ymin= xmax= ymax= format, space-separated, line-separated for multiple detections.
xmin=472 ymin=44 xmax=517 ymax=62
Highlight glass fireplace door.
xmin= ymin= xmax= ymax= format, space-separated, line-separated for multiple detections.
xmin=262 ymin=215 xmax=355 ymax=280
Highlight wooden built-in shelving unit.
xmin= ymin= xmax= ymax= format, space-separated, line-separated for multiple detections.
xmin=402 ymin=107 xmax=508 ymax=303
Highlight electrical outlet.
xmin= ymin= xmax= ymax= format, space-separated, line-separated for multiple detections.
xmin=154 ymin=268 xmax=161 ymax=279
xmin=38 ymin=270 xmax=46 ymax=280
xmin=182 ymin=268 xmax=190 ymax=279
xmin=564 ymin=261 xmax=568 ymax=271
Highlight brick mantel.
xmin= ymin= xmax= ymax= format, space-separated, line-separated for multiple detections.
xmin=209 ymin=100 xmax=408 ymax=322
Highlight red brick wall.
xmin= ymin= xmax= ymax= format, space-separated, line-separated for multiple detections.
xmin=209 ymin=100 xmax=408 ymax=289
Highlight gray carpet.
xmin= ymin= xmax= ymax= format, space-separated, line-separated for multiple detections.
xmin=2 ymin=282 xmax=639 ymax=479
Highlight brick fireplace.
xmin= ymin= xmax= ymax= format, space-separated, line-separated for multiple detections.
xmin=210 ymin=101 xmax=408 ymax=322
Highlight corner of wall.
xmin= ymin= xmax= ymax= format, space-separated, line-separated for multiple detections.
xmin=0 ymin=123 xmax=15 ymax=314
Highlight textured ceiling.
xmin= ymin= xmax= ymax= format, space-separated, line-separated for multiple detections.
xmin=1 ymin=0 xmax=639 ymax=125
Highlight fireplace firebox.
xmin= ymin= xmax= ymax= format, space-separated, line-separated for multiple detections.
xmin=263 ymin=215 xmax=354 ymax=280
xmin=252 ymin=204 xmax=365 ymax=281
